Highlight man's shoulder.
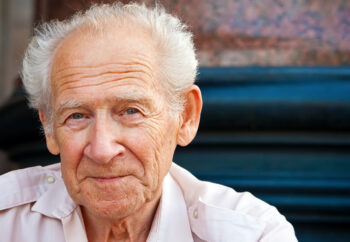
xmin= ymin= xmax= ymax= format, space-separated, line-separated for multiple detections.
xmin=0 ymin=163 xmax=61 ymax=211
xmin=170 ymin=162 xmax=298 ymax=241
xmin=170 ymin=162 xmax=273 ymax=214
xmin=0 ymin=163 xmax=68 ymax=241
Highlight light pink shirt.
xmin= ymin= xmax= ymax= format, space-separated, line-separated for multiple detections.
xmin=0 ymin=163 xmax=297 ymax=242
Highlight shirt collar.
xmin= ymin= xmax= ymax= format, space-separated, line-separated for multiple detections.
xmin=147 ymin=173 xmax=193 ymax=242
xmin=31 ymin=167 xmax=194 ymax=242
xmin=31 ymin=175 xmax=88 ymax=242
xmin=31 ymin=176 xmax=77 ymax=219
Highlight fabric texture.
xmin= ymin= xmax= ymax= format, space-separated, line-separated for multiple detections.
xmin=0 ymin=162 xmax=297 ymax=242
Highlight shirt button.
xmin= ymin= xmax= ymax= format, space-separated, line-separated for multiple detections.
xmin=193 ymin=208 xmax=198 ymax=219
xmin=46 ymin=176 xmax=56 ymax=184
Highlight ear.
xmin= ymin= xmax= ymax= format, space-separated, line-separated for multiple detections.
xmin=39 ymin=109 xmax=60 ymax=155
xmin=177 ymin=85 xmax=202 ymax=146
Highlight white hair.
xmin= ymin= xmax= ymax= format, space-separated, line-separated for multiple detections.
xmin=21 ymin=2 xmax=198 ymax=132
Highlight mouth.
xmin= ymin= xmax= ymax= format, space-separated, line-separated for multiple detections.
xmin=91 ymin=176 xmax=126 ymax=183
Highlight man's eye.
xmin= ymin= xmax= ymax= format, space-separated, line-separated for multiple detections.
xmin=71 ymin=113 xmax=84 ymax=119
xmin=125 ymin=108 xmax=139 ymax=115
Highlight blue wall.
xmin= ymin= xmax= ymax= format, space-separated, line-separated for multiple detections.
xmin=175 ymin=67 xmax=350 ymax=242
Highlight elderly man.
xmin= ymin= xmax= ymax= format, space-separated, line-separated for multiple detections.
xmin=0 ymin=2 xmax=297 ymax=242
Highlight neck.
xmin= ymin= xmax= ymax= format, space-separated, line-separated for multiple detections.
xmin=81 ymin=192 xmax=161 ymax=242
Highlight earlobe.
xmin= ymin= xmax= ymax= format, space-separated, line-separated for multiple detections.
xmin=177 ymin=85 xmax=202 ymax=147
xmin=46 ymin=133 xmax=60 ymax=155
xmin=39 ymin=110 xmax=60 ymax=155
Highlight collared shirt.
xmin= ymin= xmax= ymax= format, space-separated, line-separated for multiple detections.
xmin=0 ymin=162 xmax=297 ymax=242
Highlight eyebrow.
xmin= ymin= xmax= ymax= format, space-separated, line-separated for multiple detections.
xmin=55 ymin=92 xmax=154 ymax=116
xmin=109 ymin=93 xmax=154 ymax=109
xmin=55 ymin=99 xmax=84 ymax=116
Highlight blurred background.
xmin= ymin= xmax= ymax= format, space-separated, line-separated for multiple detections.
xmin=0 ymin=0 xmax=350 ymax=241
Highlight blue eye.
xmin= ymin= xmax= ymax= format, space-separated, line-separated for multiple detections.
xmin=125 ymin=108 xmax=138 ymax=115
xmin=72 ymin=113 xmax=84 ymax=119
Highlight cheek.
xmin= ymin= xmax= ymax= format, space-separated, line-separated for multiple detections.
xmin=155 ymin=122 xmax=178 ymax=176
xmin=126 ymin=128 xmax=159 ymax=174
xmin=57 ymin=130 xmax=87 ymax=191
xmin=129 ymin=118 xmax=177 ymax=188
xmin=59 ymin=131 xmax=86 ymax=164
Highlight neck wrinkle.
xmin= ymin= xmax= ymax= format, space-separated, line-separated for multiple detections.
xmin=81 ymin=190 xmax=162 ymax=242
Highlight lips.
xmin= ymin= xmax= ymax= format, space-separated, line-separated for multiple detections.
xmin=94 ymin=176 xmax=124 ymax=182
xmin=89 ymin=176 xmax=131 ymax=183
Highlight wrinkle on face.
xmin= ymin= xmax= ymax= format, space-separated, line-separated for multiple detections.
xmin=52 ymin=58 xmax=155 ymax=83
xmin=50 ymin=23 xmax=160 ymax=93
xmin=53 ymin=65 xmax=157 ymax=97
xmin=54 ymin=85 xmax=158 ymax=120
xmin=49 ymin=22 xmax=180 ymax=224
xmin=53 ymin=60 xmax=154 ymax=80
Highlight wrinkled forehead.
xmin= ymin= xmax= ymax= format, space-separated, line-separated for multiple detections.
xmin=50 ymin=21 xmax=160 ymax=89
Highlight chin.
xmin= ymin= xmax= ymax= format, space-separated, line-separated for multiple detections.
xmin=78 ymin=184 xmax=149 ymax=220
xmin=90 ymin=196 xmax=145 ymax=220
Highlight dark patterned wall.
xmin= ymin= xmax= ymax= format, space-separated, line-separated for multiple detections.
xmin=35 ymin=0 xmax=350 ymax=66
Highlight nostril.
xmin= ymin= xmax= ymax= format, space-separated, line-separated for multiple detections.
xmin=84 ymin=140 xmax=126 ymax=164
xmin=85 ymin=117 xmax=126 ymax=164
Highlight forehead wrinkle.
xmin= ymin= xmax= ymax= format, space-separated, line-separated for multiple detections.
xmin=55 ymin=68 xmax=153 ymax=84
xmin=52 ymin=60 xmax=157 ymax=96
xmin=56 ymin=70 xmax=153 ymax=90
xmin=55 ymin=75 xmax=155 ymax=97
xmin=52 ymin=47 xmax=156 ymax=78
xmin=52 ymin=67 xmax=154 ymax=93
xmin=53 ymin=61 xmax=154 ymax=81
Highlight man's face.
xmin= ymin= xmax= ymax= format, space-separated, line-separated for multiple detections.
xmin=46 ymin=25 xmax=180 ymax=219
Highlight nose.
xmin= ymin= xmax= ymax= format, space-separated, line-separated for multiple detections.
xmin=84 ymin=115 xmax=125 ymax=164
